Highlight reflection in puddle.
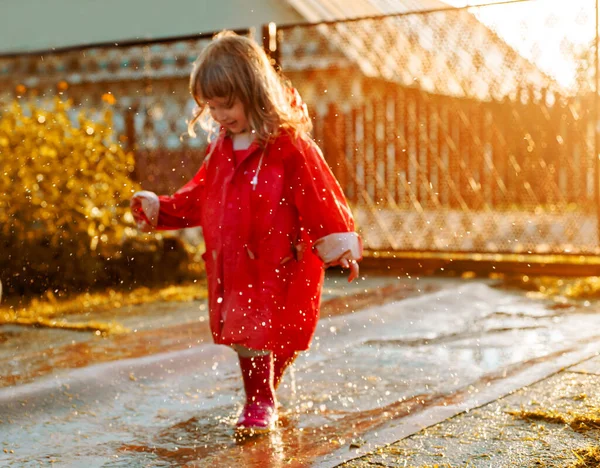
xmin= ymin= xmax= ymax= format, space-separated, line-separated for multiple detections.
xmin=116 ymin=393 xmax=439 ymax=467
xmin=120 ymin=413 xmax=235 ymax=466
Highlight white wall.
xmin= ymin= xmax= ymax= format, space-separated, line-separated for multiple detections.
xmin=0 ymin=0 xmax=304 ymax=53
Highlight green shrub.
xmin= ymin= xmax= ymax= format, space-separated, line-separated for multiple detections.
xmin=0 ymin=98 xmax=200 ymax=295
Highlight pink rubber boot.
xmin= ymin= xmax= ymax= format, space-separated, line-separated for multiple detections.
xmin=236 ymin=354 xmax=277 ymax=434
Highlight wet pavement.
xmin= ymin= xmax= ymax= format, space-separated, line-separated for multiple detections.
xmin=0 ymin=275 xmax=432 ymax=389
xmin=342 ymin=354 xmax=600 ymax=467
xmin=2 ymin=273 xmax=600 ymax=467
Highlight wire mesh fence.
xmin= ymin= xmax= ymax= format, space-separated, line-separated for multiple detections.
xmin=1 ymin=0 xmax=598 ymax=256
xmin=277 ymin=0 xmax=599 ymax=254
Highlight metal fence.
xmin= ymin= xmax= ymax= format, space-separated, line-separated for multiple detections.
xmin=1 ymin=0 xmax=599 ymax=256
xmin=274 ymin=0 xmax=600 ymax=255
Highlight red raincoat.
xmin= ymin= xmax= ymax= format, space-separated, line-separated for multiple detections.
xmin=154 ymin=130 xmax=356 ymax=355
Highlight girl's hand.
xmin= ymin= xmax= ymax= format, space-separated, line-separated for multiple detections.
xmin=313 ymin=232 xmax=362 ymax=282
xmin=130 ymin=194 xmax=155 ymax=232
xmin=338 ymin=257 xmax=360 ymax=282
xmin=136 ymin=218 xmax=154 ymax=233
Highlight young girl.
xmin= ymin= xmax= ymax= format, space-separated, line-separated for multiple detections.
xmin=131 ymin=31 xmax=362 ymax=434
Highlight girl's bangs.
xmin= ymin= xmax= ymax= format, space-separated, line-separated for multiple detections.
xmin=198 ymin=65 xmax=235 ymax=105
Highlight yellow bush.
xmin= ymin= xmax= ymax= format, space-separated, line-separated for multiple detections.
xmin=0 ymin=98 xmax=200 ymax=294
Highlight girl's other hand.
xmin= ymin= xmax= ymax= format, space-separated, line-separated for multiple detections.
xmin=339 ymin=257 xmax=359 ymax=282
xmin=313 ymin=232 xmax=362 ymax=282
xmin=130 ymin=196 xmax=142 ymax=215
xmin=130 ymin=197 xmax=154 ymax=232
xmin=136 ymin=219 xmax=154 ymax=233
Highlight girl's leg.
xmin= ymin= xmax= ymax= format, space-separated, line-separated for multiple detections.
xmin=233 ymin=345 xmax=277 ymax=433
xmin=273 ymin=350 xmax=299 ymax=390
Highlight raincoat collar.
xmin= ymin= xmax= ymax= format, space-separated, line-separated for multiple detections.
xmin=222 ymin=133 xmax=263 ymax=169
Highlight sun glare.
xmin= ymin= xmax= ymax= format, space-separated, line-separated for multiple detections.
xmin=447 ymin=0 xmax=597 ymax=90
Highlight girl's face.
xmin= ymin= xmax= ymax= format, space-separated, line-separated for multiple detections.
xmin=206 ymin=96 xmax=249 ymax=134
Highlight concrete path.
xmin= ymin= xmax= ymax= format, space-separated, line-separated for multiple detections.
xmin=1 ymin=274 xmax=599 ymax=467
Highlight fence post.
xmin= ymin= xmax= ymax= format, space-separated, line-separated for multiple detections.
xmin=324 ymin=102 xmax=347 ymax=188
xmin=124 ymin=105 xmax=138 ymax=181
xmin=262 ymin=22 xmax=280 ymax=72
xmin=594 ymin=0 xmax=600 ymax=247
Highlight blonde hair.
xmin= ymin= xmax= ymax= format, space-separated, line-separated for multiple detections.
xmin=188 ymin=30 xmax=312 ymax=145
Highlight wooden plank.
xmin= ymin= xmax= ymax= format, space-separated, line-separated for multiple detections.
xmin=449 ymin=101 xmax=461 ymax=209
xmin=424 ymin=94 xmax=433 ymax=208
xmin=434 ymin=97 xmax=444 ymax=206
xmin=373 ymin=96 xmax=384 ymax=205
xmin=471 ymin=101 xmax=483 ymax=210
xmin=490 ymin=101 xmax=503 ymax=208
xmin=415 ymin=91 xmax=423 ymax=204
xmin=348 ymin=107 xmax=359 ymax=204
xmin=361 ymin=102 xmax=369 ymax=202
xmin=399 ymin=88 xmax=409 ymax=206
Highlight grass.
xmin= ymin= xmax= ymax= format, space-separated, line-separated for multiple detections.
xmin=0 ymin=282 xmax=208 ymax=335
xmin=568 ymin=446 xmax=600 ymax=468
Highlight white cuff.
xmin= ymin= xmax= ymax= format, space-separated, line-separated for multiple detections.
xmin=132 ymin=190 xmax=160 ymax=227
xmin=313 ymin=232 xmax=362 ymax=264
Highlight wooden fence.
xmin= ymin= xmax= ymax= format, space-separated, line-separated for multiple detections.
xmin=2 ymin=2 xmax=599 ymax=255
xmin=315 ymin=83 xmax=595 ymax=211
